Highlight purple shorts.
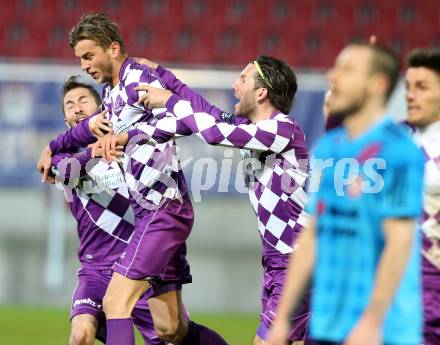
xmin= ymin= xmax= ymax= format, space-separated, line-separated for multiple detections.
xmin=113 ymin=196 xmax=193 ymax=286
xmin=257 ymin=255 xmax=310 ymax=341
xmin=71 ymin=268 xmax=167 ymax=344
xmin=422 ymin=256 xmax=440 ymax=345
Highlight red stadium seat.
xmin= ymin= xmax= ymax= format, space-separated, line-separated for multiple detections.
xmin=0 ymin=0 xmax=438 ymax=67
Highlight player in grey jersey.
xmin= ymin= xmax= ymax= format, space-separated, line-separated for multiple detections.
xmin=51 ymin=76 xmax=163 ymax=345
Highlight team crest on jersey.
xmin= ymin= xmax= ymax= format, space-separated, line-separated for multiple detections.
xmin=347 ymin=176 xmax=363 ymax=198
xmin=113 ymin=95 xmax=125 ymax=116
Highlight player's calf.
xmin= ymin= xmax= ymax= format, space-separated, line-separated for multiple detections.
xmin=148 ymin=290 xmax=188 ymax=343
xmin=70 ymin=314 xmax=98 ymax=345
xmin=148 ymin=290 xmax=229 ymax=344
xmin=154 ymin=317 xmax=187 ymax=343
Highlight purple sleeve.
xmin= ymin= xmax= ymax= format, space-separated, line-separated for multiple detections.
xmin=156 ymin=65 xmax=248 ymax=125
xmin=51 ymin=149 xmax=94 ymax=178
xmin=127 ymin=111 xmax=192 ymax=146
xmin=51 ymin=152 xmax=73 ymax=167
xmin=128 ymin=95 xmax=294 ymax=153
xmin=167 ymin=97 xmax=294 ymax=152
xmin=49 ymin=117 xmax=96 ymax=154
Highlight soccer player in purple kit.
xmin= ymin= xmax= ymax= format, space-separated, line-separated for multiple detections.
xmin=404 ymin=48 xmax=440 ymax=345
xmin=91 ymin=56 xmax=311 ymax=345
xmin=50 ymin=76 xmax=163 ymax=345
xmin=37 ymin=13 xmax=228 ymax=345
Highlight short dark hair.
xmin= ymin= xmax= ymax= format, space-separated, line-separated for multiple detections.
xmin=61 ymin=75 xmax=101 ymax=113
xmin=406 ymin=48 xmax=440 ymax=76
xmin=69 ymin=13 xmax=126 ymax=53
xmin=351 ymin=42 xmax=400 ymax=102
xmin=253 ymin=55 xmax=297 ymax=114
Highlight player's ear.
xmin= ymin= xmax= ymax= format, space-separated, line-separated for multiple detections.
xmin=371 ymin=73 xmax=389 ymax=100
xmin=256 ymin=87 xmax=268 ymax=102
xmin=109 ymin=41 xmax=120 ymax=58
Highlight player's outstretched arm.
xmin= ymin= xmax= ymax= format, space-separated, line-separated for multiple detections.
xmin=268 ymin=221 xmax=316 ymax=345
xmin=38 ymin=110 xmax=111 ymax=182
xmin=48 ymin=109 xmax=110 ymax=155
xmin=154 ymin=65 xmax=246 ymax=125
xmin=166 ymin=96 xmax=294 ymax=152
xmin=127 ymin=90 xmax=294 ymax=153
xmin=51 ymin=149 xmax=96 ymax=180
xmin=123 ymin=88 xmax=194 ymax=148
xmin=134 ymin=59 xmax=238 ymax=124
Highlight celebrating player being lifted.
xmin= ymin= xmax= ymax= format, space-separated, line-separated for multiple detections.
xmin=37 ymin=13 xmax=227 ymax=345
xmin=90 ymin=56 xmax=311 ymax=345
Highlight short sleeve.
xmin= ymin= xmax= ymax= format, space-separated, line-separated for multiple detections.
xmin=378 ymin=144 xmax=425 ymax=219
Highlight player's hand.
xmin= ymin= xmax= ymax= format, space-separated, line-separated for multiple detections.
xmin=134 ymin=84 xmax=173 ymax=109
xmin=133 ymin=57 xmax=158 ymax=69
xmin=267 ymin=318 xmax=290 ymax=345
xmin=92 ymin=145 xmax=125 ymax=162
xmin=89 ymin=133 xmax=128 ymax=162
xmin=36 ymin=144 xmax=55 ymax=184
xmin=344 ymin=313 xmax=382 ymax=345
xmin=89 ymin=109 xmax=112 ymax=138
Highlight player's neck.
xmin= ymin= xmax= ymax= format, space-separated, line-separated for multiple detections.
xmin=417 ymin=116 xmax=440 ymax=130
xmin=110 ymin=54 xmax=128 ymax=87
xmin=344 ymin=102 xmax=386 ymax=139
xmin=250 ymin=103 xmax=277 ymax=123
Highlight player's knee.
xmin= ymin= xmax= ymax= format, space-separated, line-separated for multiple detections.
xmin=103 ymin=292 xmax=128 ymax=316
xmin=102 ymin=293 xmax=114 ymax=314
xmin=69 ymin=324 xmax=95 ymax=345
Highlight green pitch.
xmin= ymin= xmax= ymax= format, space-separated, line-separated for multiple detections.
xmin=0 ymin=306 xmax=258 ymax=345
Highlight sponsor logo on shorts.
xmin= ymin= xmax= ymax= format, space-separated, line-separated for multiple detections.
xmin=73 ymin=297 xmax=102 ymax=310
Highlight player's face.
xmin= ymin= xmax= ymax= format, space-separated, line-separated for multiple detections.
xmin=74 ymin=39 xmax=114 ymax=84
xmin=232 ymin=63 xmax=258 ymax=118
xmin=63 ymin=87 xmax=99 ymax=128
xmin=327 ymin=46 xmax=373 ymax=117
xmin=405 ymin=67 xmax=440 ymax=126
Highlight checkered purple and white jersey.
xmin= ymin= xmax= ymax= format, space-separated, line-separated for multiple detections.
xmin=128 ymin=95 xmax=310 ymax=256
xmin=101 ymin=58 xmax=188 ymax=215
xmin=52 ymin=151 xmax=134 ymax=269
xmin=49 ymin=58 xmax=190 ymax=215
xmin=412 ymin=120 xmax=440 ymax=277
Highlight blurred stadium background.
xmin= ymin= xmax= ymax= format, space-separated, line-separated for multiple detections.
xmin=0 ymin=0 xmax=437 ymax=344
